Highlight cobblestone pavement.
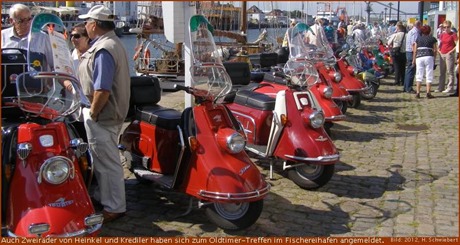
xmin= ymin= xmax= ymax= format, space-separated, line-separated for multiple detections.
xmin=100 ymin=73 xmax=458 ymax=237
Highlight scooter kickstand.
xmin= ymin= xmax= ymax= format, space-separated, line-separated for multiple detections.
xmin=174 ymin=197 xmax=194 ymax=218
xmin=269 ymin=160 xmax=274 ymax=180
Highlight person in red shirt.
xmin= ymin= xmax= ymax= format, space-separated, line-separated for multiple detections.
xmin=437 ymin=20 xmax=458 ymax=93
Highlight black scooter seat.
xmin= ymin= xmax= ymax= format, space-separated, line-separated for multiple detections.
xmin=233 ymin=89 xmax=275 ymax=111
xmin=135 ymin=105 xmax=182 ymax=130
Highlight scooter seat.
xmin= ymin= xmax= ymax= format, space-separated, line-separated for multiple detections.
xmin=135 ymin=105 xmax=182 ymax=130
xmin=234 ymin=89 xmax=275 ymax=111
xmin=263 ymin=73 xmax=286 ymax=85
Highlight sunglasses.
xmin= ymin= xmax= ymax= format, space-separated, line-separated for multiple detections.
xmin=14 ymin=17 xmax=32 ymax=24
xmin=70 ymin=33 xmax=83 ymax=39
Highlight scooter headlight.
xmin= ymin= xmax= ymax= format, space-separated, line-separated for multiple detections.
xmin=334 ymin=72 xmax=342 ymax=82
xmin=226 ymin=132 xmax=246 ymax=154
xmin=309 ymin=111 xmax=325 ymax=129
xmin=322 ymin=86 xmax=333 ymax=99
xmin=38 ymin=156 xmax=74 ymax=184
xmin=216 ymin=128 xmax=246 ymax=154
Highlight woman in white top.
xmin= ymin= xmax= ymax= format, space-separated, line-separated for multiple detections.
xmin=69 ymin=22 xmax=91 ymax=74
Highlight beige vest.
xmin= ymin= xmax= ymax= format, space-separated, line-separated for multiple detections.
xmin=78 ymin=31 xmax=130 ymax=126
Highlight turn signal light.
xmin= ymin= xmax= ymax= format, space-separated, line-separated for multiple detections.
xmin=4 ymin=164 xmax=12 ymax=182
xmin=280 ymin=114 xmax=288 ymax=126
xmin=188 ymin=136 xmax=199 ymax=152
xmin=79 ymin=155 xmax=89 ymax=173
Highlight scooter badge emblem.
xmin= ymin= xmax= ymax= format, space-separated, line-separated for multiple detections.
xmin=315 ymin=136 xmax=328 ymax=142
xmin=239 ymin=164 xmax=251 ymax=175
xmin=213 ymin=114 xmax=222 ymax=123
xmin=48 ymin=197 xmax=74 ymax=208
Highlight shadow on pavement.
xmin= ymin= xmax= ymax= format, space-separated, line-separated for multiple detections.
xmin=320 ymin=164 xmax=406 ymax=199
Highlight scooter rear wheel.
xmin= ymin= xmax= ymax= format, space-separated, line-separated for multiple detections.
xmin=288 ymin=164 xmax=335 ymax=190
xmin=205 ymin=200 xmax=263 ymax=231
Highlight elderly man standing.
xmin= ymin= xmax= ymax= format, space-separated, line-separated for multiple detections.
xmin=403 ymin=21 xmax=421 ymax=93
xmin=1 ymin=3 xmax=53 ymax=69
xmin=78 ymin=5 xmax=130 ymax=223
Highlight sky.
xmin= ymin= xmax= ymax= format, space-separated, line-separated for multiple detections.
xmin=244 ymin=1 xmax=419 ymax=18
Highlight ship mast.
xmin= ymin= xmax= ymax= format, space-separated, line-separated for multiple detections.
xmin=239 ymin=1 xmax=247 ymax=34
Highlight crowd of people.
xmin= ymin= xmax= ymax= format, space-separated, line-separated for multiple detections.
xmin=1 ymin=3 xmax=130 ymax=223
xmin=311 ymin=17 xmax=458 ymax=98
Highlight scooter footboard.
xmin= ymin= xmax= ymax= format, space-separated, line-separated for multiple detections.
xmin=121 ymin=120 xmax=181 ymax=174
xmin=228 ymin=103 xmax=273 ymax=145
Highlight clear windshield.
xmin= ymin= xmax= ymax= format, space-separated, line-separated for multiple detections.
xmin=283 ymin=60 xmax=320 ymax=87
xmin=16 ymin=13 xmax=89 ymax=120
xmin=189 ymin=15 xmax=232 ymax=102
xmin=288 ymin=22 xmax=335 ymax=64
xmin=282 ymin=23 xmax=320 ymax=87
xmin=16 ymin=73 xmax=84 ymax=119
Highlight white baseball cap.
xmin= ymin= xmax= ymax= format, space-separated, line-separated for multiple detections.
xmin=78 ymin=5 xmax=115 ymax=21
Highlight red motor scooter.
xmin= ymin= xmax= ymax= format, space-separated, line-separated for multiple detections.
xmin=1 ymin=13 xmax=103 ymax=237
xmin=224 ymin=23 xmax=340 ymax=190
xmin=247 ymin=24 xmax=346 ymax=131
xmin=118 ymin=15 xmax=269 ymax=231
xmin=303 ymin=24 xmax=356 ymax=112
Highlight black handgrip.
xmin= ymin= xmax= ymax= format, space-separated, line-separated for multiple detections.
xmin=273 ymin=71 xmax=287 ymax=79
xmin=174 ymin=84 xmax=187 ymax=91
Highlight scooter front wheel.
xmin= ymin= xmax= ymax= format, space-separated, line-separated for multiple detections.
xmin=288 ymin=164 xmax=335 ymax=190
xmin=360 ymin=81 xmax=379 ymax=100
xmin=333 ymin=99 xmax=348 ymax=114
xmin=205 ymin=200 xmax=263 ymax=231
xmin=347 ymin=93 xmax=361 ymax=108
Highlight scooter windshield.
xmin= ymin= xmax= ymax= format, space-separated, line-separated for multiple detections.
xmin=16 ymin=13 xmax=89 ymax=120
xmin=189 ymin=15 xmax=232 ymax=102
xmin=284 ymin=23 xmax=320 ymax=87
xmin=290 ymin=23 xmax=335 ymax=64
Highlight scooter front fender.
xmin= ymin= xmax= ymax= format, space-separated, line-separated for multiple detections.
xmin=272 ymin=92 xmax=340 ymax=165
xmin=336 ymin=60 xmax=368 ymax=92
xmin=6 ymin=122 xmax=101 ymax=237
xmin=8 ymin=207 xmax=102 ymax=237
xmin=274 ymin=125 xmax=340 ymax=164
xmin=180 ymin=105 xmax=269 ymax=203
xmin=317 ymin=65 xmax=351 ymax=101
xmin=309 ymin=85 xmax=345 ymax=121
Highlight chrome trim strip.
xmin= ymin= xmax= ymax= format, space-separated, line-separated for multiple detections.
xmin=230 ymin=111 xmax=257 ymax=143
xmin=332 ymin=95 xmax=353 ymax=100
xmin=283 ymin=153 xmax=340 ymax=163
xmin=325 ymin=115 xmax=347 ymax=120
xmin=7 ymin=224 xmax=102 ymax=237
xmin=198 ymin=184 xmax=270 ymax=200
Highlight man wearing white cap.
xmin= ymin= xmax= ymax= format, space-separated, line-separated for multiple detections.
xmin=77 ymin=4 xmax=130 ymax=223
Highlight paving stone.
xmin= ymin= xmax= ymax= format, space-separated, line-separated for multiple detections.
xmin=98 ymin=72 xmax=458 ymax=237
